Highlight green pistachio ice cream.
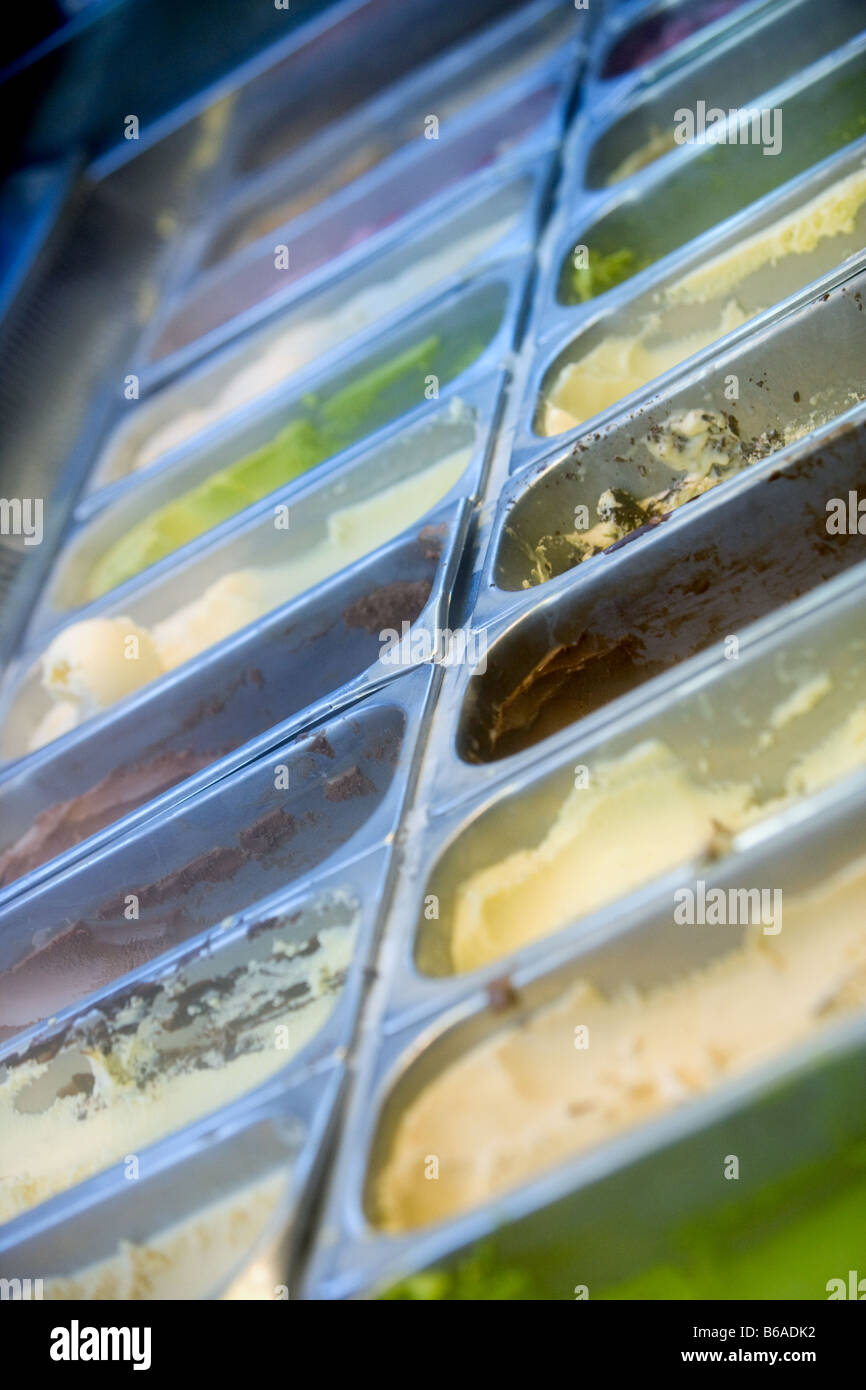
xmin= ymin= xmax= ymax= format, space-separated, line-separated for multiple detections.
xmin=86 ymin=332 xmax=477 ymax=599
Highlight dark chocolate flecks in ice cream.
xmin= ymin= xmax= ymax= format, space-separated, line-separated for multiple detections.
xmin=344 ymin=579 xmax=431 ymax=633
xmin=468 ymin=435 xmax=866 ymax=762
xmin=324 ymin=765 xmax=376 ymax=803
xmin=0 ymin=749 xmax=217 ymax=889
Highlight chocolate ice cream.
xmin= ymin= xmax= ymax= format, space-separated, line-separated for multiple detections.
xmin=0 ymin=751 xmax=215 ymax=890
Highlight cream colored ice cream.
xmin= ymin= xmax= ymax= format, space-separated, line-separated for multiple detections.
xmin=542 ymin=164 xmax=866 ymax=434
xmin=379 ymin=853 xmax=866 ymax=1231
xmin=606 ymin=127 xmax=676 ymax=186
xmin=40 ymin=617 xmax=163 ymax=714
xmin=449 ymin=700 xmax=866 ymax=973
xmin=542 ymin=302 xmax=750 ymax=434
xmin=643 ymin=406 xmax=741 ymax=472
xmin=0 ymin=914 xmax=355 ymax=1226
xmin=451 ymin=742 xmax=749 ymax=972
xmin=44 ymin=1171 xmax=288 ymax=1300
xmin=149 ymin=569 xmax=289 ymax=672
xmin=130 ymin=217 xmax=514 ymax=474
xmin=26 ymin=698 xmax=78 ymax=748
xmin=782 ymin=704 xmax=866 ymax=793
xmin=667 ymin=166 xmax=866 ymax=306
xmin=26 ymin=443 xmax=470 ymax=752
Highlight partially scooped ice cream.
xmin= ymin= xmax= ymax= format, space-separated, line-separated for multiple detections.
xmin=542 ymin=165 xmax=866 ymax=433
xmin=379 ymin=853 xmax=866 ymax=1230
xmin=0 ymin=906 xmax=357 ymax=1226
xmin=24 ymin=443 xmax=470 ymax=755
xmin=448 ymin=699 xmax=866 ymax=973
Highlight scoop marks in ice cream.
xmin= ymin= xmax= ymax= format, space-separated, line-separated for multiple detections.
xmin=379 ymin=854 xmax=866 ymax=1230
xmin=450 ymin=741 xmax=749 ymax=972
xmin=542 ymin=165 xmax=866 ymax=433
xmin=86 ymin=330 xmax=479 ymax=599
xmin=0 ymin=915 xmax=356 ymax=1227
xmin=449 ymin=702 xmax=866 ymax=972
xmin=26 ymin=443 xmax=470 ymax=753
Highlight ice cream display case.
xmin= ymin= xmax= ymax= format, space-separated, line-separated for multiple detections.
xmin=2 ymin=0 xmax=866 ymax=1305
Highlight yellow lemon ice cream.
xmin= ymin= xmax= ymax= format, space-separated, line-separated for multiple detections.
xmin=41 ymin=617 xmax=163 ymax=713
xmin=541 ymin=302 xmax=749 ymax=435
xmin=668 ymin=165 xmax=866 ymax=305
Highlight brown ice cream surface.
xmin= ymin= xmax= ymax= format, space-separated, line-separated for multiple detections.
xmin=0 ymin=805 xmax=313 ymax=1041
xmin=487 ymin=632 xmax=652 ymax=759
xmin=344 ymin=578 xmax=431 ymax=633
xmin=9 ymin=567 xmax=429 ymax=881
xmin=476 ymin=462 xmax=865 ymax=761
xmin=323 ymin=766 xmax=376 ymax=803
xmin=0 ymin=750 xmax=217 ymax=890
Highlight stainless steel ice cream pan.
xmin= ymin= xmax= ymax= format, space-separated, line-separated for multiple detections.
xmin=336 ymin=1025 xmax=866 ymax=1300
xmin=586 ymin=0 xmax=776 ymax=101
xmin=569 ymin=0 xmax=778 ymax=180
xmin=412 ymin=400 xmax=866 ymax=804
xmin=142 ymin=78 xmax=562 ymax=384
xmin=302 ymin=771 xmax=866 ymax=1298
xmin=211 ymin=45 xmax=569 ymax=269
xmin=97 ymin=0 xmax=543 ymax=189
xmin=50 ymin=267 xmax=524 ymax=613
xmin=516 ymin=144 xmax=866 ymax=464
xmin=223 ymin=0 xmax=555 ymax=185
xmin=88 ymin=0 xmax=418 ymax=181
xmin=544 ymin=37 xmax=866 ymax=335
xmin=0 ymin=665 xmax=435 ymax=1040
xmin=483 ymin=266 xmax=866 ymax=614
xmin=0 ymin=1061 xmax=345 ymax=1300
xmin=579 ymin=0 xmax=864 ymax=193
xmin=74 ymin=0 xmax=555 ymax=328
xmin=1 ymin=406 xmax=481 ymax=768
xmin=82 ymin=163 xmax=550 ymax=499
xmin=0 ymin=841 xmax=398 ymax=1290
xmin=28 ymin=371 xmax=500 ymax=646
xmin=457 ymin=405 xmax=866 ymax=771
xmin=0 ymin=842 xmax=387 ymax=1121
xmin=203 ymin=0 xmax=582 ymax=276
xmin=374 ymin=559 xmax=866 ymax=1025
xmin=0 ymin=572 xmax=444 ymax=902
xmin=0 ymin=469 xmax=471 ymax=898
xmin=119 ymin=18 xmax=566 ymax=358
xmin=0 ymin=141 xmax=224 ymax=669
